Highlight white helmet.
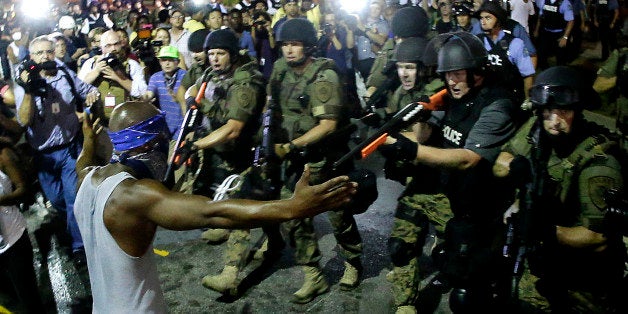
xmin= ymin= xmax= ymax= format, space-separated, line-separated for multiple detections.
xmin=58 ymin=15 xmax=76 ymax=30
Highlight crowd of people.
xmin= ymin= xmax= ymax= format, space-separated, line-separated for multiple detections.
xmin=0 ymin=0 xmax=627 ymax=313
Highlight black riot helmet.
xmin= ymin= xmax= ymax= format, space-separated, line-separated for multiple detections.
xmin=427 ymin=32 xmax=488 ymax=74
xmin=276 ymin=18 xmax=317 ymax=48
xmin=189 ymin=28 xmax=210 ymax=53
xmin=391 ymin=6 xmax=429 ymax=38
xmin=392 ymin=37 xmax=428 ymax=63
xmin=203 ymin=29 xmax=240 ymax=60
xmin=530 ymin=66 xmax=601 ymax=111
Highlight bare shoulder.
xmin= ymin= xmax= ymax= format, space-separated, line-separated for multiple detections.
xmin=107 ymin=176 xmax=174 ymax=216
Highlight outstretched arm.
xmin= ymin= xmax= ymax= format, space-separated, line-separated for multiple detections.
xmin=118 ymin=165 xmax=356 ymax=231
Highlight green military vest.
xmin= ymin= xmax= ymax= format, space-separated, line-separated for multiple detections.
xmin=94 ymin=57 xmax=131 ymax=118
xmin=197 ymin=59 xmax=265 ymax=154
xmin=507 ymin=118 xmax=621 ymax=218
xmin=269 ymin=57 xmax=342 ymax=141
xmin=366 ymin=38 xmax=395 ymax=88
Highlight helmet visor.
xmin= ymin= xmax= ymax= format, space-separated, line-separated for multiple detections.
xmin=529 ymin=85 xmax=580 ymax=107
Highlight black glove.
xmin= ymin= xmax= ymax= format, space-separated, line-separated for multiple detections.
xmin=383 ymin=158 xmax=408 ymax=185
xmin=389 ymin=134 xmax=419 ymax=161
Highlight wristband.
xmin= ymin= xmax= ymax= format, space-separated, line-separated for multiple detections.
xmin=288 ymin=142 xmax=297 ymax=151
xmin=562 ymin=36 xmax=568 ymax=40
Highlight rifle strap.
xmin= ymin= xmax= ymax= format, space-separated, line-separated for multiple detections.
xmin=557 ymin=134 xmax=615 ymax=203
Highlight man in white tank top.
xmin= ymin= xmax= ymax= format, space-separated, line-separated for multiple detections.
xmin=73 ymin=100 xmax=356 ymax=313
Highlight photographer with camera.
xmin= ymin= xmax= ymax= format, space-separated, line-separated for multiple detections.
xmin=494 ymin=66 xmax=627 ymax=313
xmin=13 ymin=35 xmax=99 ymax=267
xmin=77 ymin=27 xmax=106 ymax=71
xmin=78 ymin=30 xmax=148 ymax=123
xmin=250 ymin=11 xmax=276 ymax=80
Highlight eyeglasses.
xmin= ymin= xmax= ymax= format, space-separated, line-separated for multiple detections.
xmin=171 ymin=15 xmax=184 ymax=19
xmin=529 ymin=85 xmax=580 ymax=106
xmin=103 ymin=41 xmax=122 ymax=49
xmin=31 ymin=49 xmax=54 ymax=56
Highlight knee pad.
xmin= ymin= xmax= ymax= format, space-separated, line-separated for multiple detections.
xmin=394 ymin=202 xmax=426 ymax=226
xmin=449 ymin=287 xmax=492 ymax=313
xmin=388 ymin=237 xmax=416 ymax=267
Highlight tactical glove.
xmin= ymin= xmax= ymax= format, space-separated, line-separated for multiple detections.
xmin=378 ymin=135 xmax=417 ymax=162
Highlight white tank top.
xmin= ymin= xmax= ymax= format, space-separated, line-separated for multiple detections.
xmin=0 ymin=170 xmax=26 ymax=254
xmin=74 ymin=169 xmax=166 ymax=313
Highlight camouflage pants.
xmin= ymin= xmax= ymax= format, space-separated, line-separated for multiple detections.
xmin=177 ymin=150 xmax=237 ymax=197
xmin=281 ymin=160 xmax=363 ymax=266
xmin=220 ymin=167 xmax=284 ymax=268
xmin=516 ymin=268 xmax=624 ymax=313
xmin=388 ymin=193 xmax=453 ymax=307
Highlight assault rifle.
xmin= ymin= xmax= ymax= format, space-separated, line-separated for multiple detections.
xmin=502 ymin=115 xmax=551 ymax=307
xmin=241 ymin=96 xmax=283 ymax=200
xmin=162 ymin=73 xmax=209 ymax=188
xmin=333 ymin=88 xmax=448 ymax=170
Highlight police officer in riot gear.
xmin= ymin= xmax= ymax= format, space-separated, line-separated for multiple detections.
xmin=383 ymin=32 xmax=519 ymax=312
xmin=379 ymin=36 xmax=448 ymax=314
xmin=364 ymin=6 xmax=430 ymax=108
xmin=495 ymin=66 xmax=627 ymax=313
xmin=270 ymin=18 xmax=364 ymax=304
xmin=180 ymin=29 xmax=280 ymax=294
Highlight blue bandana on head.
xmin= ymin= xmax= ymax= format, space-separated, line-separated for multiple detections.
xmin=107 ymin=112 xmax=169 ymax=152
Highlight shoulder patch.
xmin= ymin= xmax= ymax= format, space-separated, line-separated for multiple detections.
xmin=588 ymin=176 xmax=616 ymax=210
xmin=313 ymin=81 xmax=333 ymax=103
xmin=231 ymin=84 xmax=255 ymax=107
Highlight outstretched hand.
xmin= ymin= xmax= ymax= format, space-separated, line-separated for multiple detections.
xmin=291 ymin=165 xmax=357 ymax=216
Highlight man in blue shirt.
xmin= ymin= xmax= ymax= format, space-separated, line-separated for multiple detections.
xmin=144 ymin=46 xmax=187 ymax=140
xmin=228 ymin=8 xmax=257 ymax=58
xmin=14 ymin=35 xmax=99 ymax=265
xmin=533 ymin=0 xmax=574 ymax=68
xmin=593 ymin=0 xmax=620 ymax=60
xmin=477 ymin=2 xmax=535 ymax=105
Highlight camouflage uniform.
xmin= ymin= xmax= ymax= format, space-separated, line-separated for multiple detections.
xmin=386 ymin=79 xmax=455 ymax=308
xmin=179 ymin=61 xmax=206 ymax=94
xmin=597 ymin=47 xmax=628 ymax=136
xmin=269 ymin=57 xmax=363 ymax=267
xmin=366 ymin=38 xmax=395 ymax=90
xmin=188 ymin=56 xmax=269 ymax=271
xmin=501 ymin=117 xmax=626 ymax=312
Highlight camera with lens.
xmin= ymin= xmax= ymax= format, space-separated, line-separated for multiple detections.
xmin=603 ymin=189 xmax=628 ymax=236
xmin=15 ymin=59 xmax=57 ymax=97
xmin=323 ymin=23 xmax=334 ymax=35
xmin=88 ymin=46 xmax=102 ymax=58
xmin=131 ymin=24 xmax=160 ymax=76
xmin=101 ymin=53 xmax=124 ymax=72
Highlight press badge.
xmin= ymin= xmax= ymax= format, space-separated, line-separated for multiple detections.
xmin=51 ymin=102 xmax=60 ymax=114
xmin=105 ymin=94 xmax=116 ymax=110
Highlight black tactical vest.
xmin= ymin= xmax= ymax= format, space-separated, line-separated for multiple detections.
xmin=479 ymin=33 xmax=525 ymax=104
xmin=595 ymin=0 xmax=611 ymax=20
xmin=440 ymin=88 xmax=513 ymax=218
xmin=542 ymin=0 xmax=566 ymax=30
